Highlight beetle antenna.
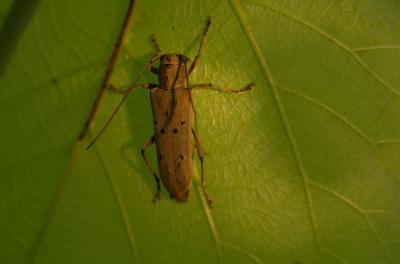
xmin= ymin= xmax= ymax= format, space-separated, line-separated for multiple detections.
xmin=86 ymin=54 xmax=161 ymax=150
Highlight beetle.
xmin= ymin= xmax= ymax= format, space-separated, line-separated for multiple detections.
xmin=87 ymin=17 xmax=255 ymax=207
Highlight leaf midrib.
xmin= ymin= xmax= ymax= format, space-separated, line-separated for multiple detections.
xmin=231 ymin=0 xmax=397 ymax=262
xmin=229 ymin=0 xmax=322 ymax=254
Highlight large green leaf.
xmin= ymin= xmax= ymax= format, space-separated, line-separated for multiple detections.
xmin=1 ymin=0 xmax=400 ymax=263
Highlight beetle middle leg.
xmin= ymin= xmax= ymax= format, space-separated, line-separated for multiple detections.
xmin=191 ymin=82 xmax=255 ymax=93
xmin=141 ymin=135 xmax=161 ymax=202
xmin=192 ymin=128 xmax=213 ymax=207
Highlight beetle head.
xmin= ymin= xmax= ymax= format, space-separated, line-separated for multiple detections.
xmin=159 ymin=54 xmax=189 ymax=89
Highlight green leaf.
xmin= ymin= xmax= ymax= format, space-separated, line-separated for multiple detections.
xmin=1 ymin=0 xmax=400 ymax=263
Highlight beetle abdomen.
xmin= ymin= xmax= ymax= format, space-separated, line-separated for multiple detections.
xmin=150 ymin=88 xmax=194 ymax=201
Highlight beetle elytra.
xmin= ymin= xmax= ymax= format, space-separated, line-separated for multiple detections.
xmin=87 ymin=17 xmax=255 ymax=207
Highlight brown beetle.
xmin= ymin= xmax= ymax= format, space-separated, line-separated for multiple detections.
xmin=87 ymin=17 xmax=254 ymax=207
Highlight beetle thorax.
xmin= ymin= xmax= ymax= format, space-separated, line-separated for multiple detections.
xmin=158 ymin=54 xmax=189 ymax=89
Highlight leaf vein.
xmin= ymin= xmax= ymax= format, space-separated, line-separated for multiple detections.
xmin=33 ymin=17 xmax=56 ymax=81
xmin=94 ymin=145 xmax=140 ymax=264
xmin=221 ymin=242 xmax=264 ymax=264
xmin=366 ymin=210 xmax=400 ymax=220
xmin=246 ymin=0 xmax=400 ymax=98
xmin=375 ymin=139 xmax=400 ymax=146
xmin=278 ymin=87 xmax=374 ymax=145
xmin=66 ymin=0 xmax=106 ymax=46
xmin=310 ymin=181 xmax=395 ymax=263
xmin=229 ymin=0 xmax=322 ymax=253
xmin=195 ymin=184 xmax=223 ymax=264
xmin=27 ymin=143 xmax=82 ymax=264
xmin=234 ymin=207 xmax=298 ymax=253
xmin=323 ymin=249 xmax=349 ymax=264
xmin=353 ymin=45 xmax=400 ymax=51
xmin=48 ymin=1 xmax=86 ymax=63
xmin=279 ymin=87 xmax=400 ymax=186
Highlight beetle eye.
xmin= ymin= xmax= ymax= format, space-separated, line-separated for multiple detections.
xmin=180 ymin=55 xmax=189 ymax=63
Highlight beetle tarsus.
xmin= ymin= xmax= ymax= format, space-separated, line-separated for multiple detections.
xmin=152 ymin=191 xmax=161 ymax=203
xmin=108 ymin=84 xmax=126 ymax=93
xmin=240 ymin=82 xmax=256 ymax=93
xmin=151 ymin=34 xmax=161 ymax=55
xmin=202 ymin=187 xmax=213 ymax=208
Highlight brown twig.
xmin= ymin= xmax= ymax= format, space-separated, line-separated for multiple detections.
xmin=78 ymin=0 xmax=137 ymax=141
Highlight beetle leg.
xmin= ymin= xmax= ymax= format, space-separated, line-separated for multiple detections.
xmin=192 ymin=128 xmax=213 ymax=208
xmin=190 ymin=82 xmax=255 ymax=93
xmin=189 ymin=16 xmax=212 ymax=75
xmin=108 ymin=83 xmax=158 ymax=94
xmin=150 ymin=66 xmax=159 ymax=75
xmin=149 ymin=34 xmax=161 ymax=75
xmin=141 ymin=135 xmax=161 ymax=202
xmin=86 ymin=53 xmax=161 ymax=150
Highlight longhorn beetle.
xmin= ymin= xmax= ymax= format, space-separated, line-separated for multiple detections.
xmin=87 ymin=17 xmax=255 ymax=207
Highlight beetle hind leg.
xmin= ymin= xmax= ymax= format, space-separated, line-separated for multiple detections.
xmin=192 ymin=128 xmax=213 ymax=208
xmin=141 ymin=135 xmax=161 ymax=202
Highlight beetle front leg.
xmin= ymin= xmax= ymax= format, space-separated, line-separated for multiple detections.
xmin=151 ymin=34 xmax=161 ymax=55
xmin=192 ymin=128 xmax=213 ymax=208
xmin=149 ymin=34 xmax=161 ymax=76
xmin=189 ymin=17 xmax=212 ymax=75
xmin=141 ymin=135 xmax=161 ymax=202
xmin=108 ymin=83 xmax=158 ymax=94
xmin=191 ymin=82 xmax=255 ymax=94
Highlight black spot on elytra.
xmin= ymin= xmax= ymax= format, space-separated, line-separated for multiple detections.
xmin=173 ymin=128 xmax=178 ymax=134
xmin=164 ymin=111 xmax=168 ymax=117
xmin=160 ymin=128 xmax=165 ymax=134
xmin=154 ymin=121 xmax=158 ymax=126
xmin=180 ymin=120 xmax=185 ymax=125
xmin=179 ymin=154 xmax=184 ymax=160
xmin=158 ymin=155 xmax=162 ymax=161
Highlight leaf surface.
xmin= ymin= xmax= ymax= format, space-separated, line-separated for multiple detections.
xmin=1 ymin=0 xmax=400 ymax=263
